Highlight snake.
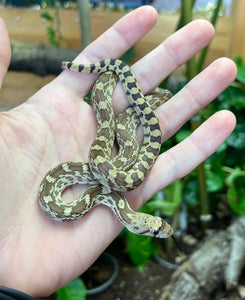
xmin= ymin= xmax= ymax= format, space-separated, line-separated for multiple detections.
xmin=38 ymin=59 xmax=173 ymax=238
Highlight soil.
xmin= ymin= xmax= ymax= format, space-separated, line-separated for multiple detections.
xmin=90 ymin=259 xmax=172 ymax=300
xmin=83 ymin=237 xmax=176 ymax=300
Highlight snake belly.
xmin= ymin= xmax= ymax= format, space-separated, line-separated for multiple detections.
xmin=38 ymin=60 xmax=173 ymax=238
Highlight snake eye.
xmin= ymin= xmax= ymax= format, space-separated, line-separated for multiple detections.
xmin=152 ymin=229 xmax=159 ymax=236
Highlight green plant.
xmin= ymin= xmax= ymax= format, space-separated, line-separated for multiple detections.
xmin=179 ymin=0 xmax=224 ymax=223
xmin=41 ymin=1 xmax=63 ymax=48
xmin=225 ymin=167 xmax=245 ymax=215
xmin=205 ymin=55 xmax=245 ymax=216
xmin=145 ymin=180 xmax=182 ymax=217
xmin=125 ymin=180 xmax=182 ymax=267
xmin=56 ymin=278 xmax=87 ymax=300
xmin=178 ymin=55 xmax=245 ymax=219
xmin=125 ymin=0 xmax=227 ymax=268
xmin=125 ymin=231 xmax=158 ymax=269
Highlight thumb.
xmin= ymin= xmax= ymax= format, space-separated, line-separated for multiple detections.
xmin=0 ymin=18 xmax=11 ymax=88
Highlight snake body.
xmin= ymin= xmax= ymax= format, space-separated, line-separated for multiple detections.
xmin=38 ymin=59 xmax=173 ymax=238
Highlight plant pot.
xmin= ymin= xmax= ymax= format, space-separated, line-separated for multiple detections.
xmin=153 ymin=254 xmax=179 ymax=270
xmin=81 ymin=252 xmax=119 ymax=297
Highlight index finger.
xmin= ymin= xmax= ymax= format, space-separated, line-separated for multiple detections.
xmin=56 ymin=6 xmax=158 ymax=94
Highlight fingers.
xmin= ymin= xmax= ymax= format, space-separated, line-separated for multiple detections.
xmin=132 ymin=57 xmax=237 ymax=204
xmin=127 ymin=110 xmax=236 ymax=206
xmin=57 ymin=16 xmax=217 ymax=116
xmin=57 ymin=6 xmax=158 ymax=93
xmin=82 ymin=5 xmax=157 ymax=62
xmin=0 ymin=18 xmax=11 ymax=88
xmin=157 ymin=57 xmax=237 ymax=140
xmin=113 ymin=19 xmax=216 ymax=114
xmin=132 ymin=19 xmax=215 ymax=94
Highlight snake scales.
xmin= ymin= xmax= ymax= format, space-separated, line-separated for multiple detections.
xmin=38 ymin=59 xmax=173 ymax=238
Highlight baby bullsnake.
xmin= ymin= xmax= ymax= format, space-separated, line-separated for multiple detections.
xmin=38 ymin=59 xmax=173 ymax=238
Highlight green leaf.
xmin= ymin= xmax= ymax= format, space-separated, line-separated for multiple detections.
xmin=41 ymin=11 xmax=53 ymax=21
xmin=183 ymin=178 xmax=198 ymax=206
xmin=56 ymin=278 xmax=87 ymax=300
xmin=234 ymin=55 xmax=243 ymax=67
xmin=146 ymin=199 xmax=178 ymax=216
xmin=120 ymin=47 xmax=136 ymax=63
xmin=46 ymin=27 xmax=60 ymax=48
xmin=216 ymin=141 xmax=228 ymax=154
xmin=206 ymin=169 xmax=225 ymax=193
xmin=225 ymin=167 xmax=243 ymax=186
xmin=235 ymin=55 xmax=245 ymax=85
xmin=219 ymin=84 xmax=245 ymax=109
xmin=126 ymin=232 xmax=158 ymax=267
xmin=227 ymin=175 xmax=245 ymax=215
xmin=227 ymin=124 xmax=245 ymax=149
xmin=145 ymin=180 xmax=182 ymax=216
xmin=175 ymin=129 xmax=192 ymax=143
xmin=205 ymin=158 xmax=225 ymax=193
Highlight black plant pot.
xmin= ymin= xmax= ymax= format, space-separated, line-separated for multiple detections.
xmin=81 ymin=252 xmax=119 ymax=297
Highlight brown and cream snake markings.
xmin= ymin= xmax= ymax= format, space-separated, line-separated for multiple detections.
xmin=38 ymin=59 xmax=174 ymax=238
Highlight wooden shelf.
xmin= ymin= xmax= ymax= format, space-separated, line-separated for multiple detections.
xmin=0 ymin=5 xmax=243 ymax=68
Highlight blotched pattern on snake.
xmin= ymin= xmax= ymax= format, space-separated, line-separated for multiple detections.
xmin=38 ymin=59 xmax=173 ymax=238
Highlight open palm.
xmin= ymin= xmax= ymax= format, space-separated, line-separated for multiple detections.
xmin=0 ymin=6 xmax=236 ymax=298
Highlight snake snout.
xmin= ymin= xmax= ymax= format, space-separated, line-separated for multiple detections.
xmin=155 ymin=219 xmax=174 ymax=239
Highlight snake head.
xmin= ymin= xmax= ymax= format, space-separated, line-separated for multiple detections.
xmin=150 ymin=218 xmax=173 ymax=239
xmin=132 ymin=214 xmax=174 ymax=239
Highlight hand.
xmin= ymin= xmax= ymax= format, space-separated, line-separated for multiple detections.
xmin=0 ymin=6 xmax=236 ymax=297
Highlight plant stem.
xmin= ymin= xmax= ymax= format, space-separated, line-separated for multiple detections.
xmin=180 ymin=0 xmax=197 ymax=80
xmin=77 ymin=0 xmax=92 ymax=49
xmin=177 ymin=0 xmax=196 ymax=30
xmin=181 ymin=0 xmax=193 ymax=25
xmin=54 ymin=1 xmax=62 ymax=44
xmin=180 ymin=1 xmax=219 ymax=231
xmin=191 ymin=115 xmax=211 ymax=230
xmin=197 ymin=0 xmax=223 ymax=72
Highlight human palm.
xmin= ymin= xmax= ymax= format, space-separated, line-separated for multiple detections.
xmin=0 ymin=7 xmax=236 ymax=298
